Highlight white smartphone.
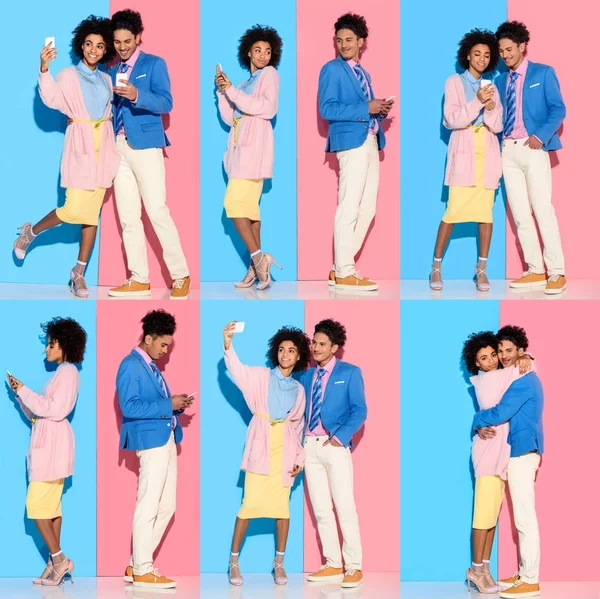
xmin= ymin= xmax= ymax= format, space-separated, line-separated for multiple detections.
xmin=480 ymin=79 xmax=491 ymax=87
xmin=385 ymin=95 xmax=396 ymax=102
xmin=233 ymin=321 xmax=246 ymax=333
xmin=45 ymin=37 xmax=55 ymax=48
xmin=188 ymin=392 xmax=198 ymax=398
xmin=116 ymin=72 xmax=128 ymax=87
xmin=6 ymin=370 xmax=12 ymax=378
xmin=216 ymin=63 xmax=223 ymax=73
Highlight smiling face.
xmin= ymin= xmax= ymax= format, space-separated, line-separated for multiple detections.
xmin=498 ymin=37 xmax=526 ymax=70
xmin=468 ymin=43 xmax=491 ymax=75
xmin=497 ymin=340 xmax=524 ymax=368
xmin=277 ymin=340 xmax=300 ymax=371
xmin=81 ymin=34 xmax=107 ymax=68
xmin=475 ymin=345 xmax=499 ymax=372
xmin=113 ymin=28 xmax=141 ymax=62
xmin=45 ymin=339 xmax=64 ymax=364
xmin=248 ymin=41 xmax=272 ymax=71
xmin=143 ymin=334 xmax=173 ymax=361
xmin=336 ymin=28 xmax=364 ymax=62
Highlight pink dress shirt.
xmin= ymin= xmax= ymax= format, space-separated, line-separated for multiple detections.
xmin=347 ymin=59 xmax=378 ymax=135
xmin=116 ymin=46 xmax=141 ymax=135
xmin=306 ymin=356 xmax=337 ymax=438
xmin=505 ymin=59 xmax=529 ymax=140
xmin=17 ymin=363 xmax=80 ymax=482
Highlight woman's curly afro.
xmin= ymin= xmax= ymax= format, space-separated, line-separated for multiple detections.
xmin=267 ymin=326 xmax=311 ymax=372
xmin=238 ymin=25 xmax=283 ymax=70
xmin=71 ymin=15 xmax=116 ymax=64
xmin=457 ymin=28 xmax=499 ymax=73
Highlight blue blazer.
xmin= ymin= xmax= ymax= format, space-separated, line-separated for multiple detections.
xmin=497 ymin=61 xmax=566 ymax=151
xmin=472 ymin=372 xmax=544 ymax=457
xmin=110 ymin=51 xmax=173 ymax=150
xmin=117 ymin=350 xmax=182 ymax=451
xmin=318 ymin=56 xmax=386 ymax=153
xmin=300 ymin=360 xmax=367 ymax=448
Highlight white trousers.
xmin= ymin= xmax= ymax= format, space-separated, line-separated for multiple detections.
xmin=131 ymin=433 xmax=178 ymax=576
xmin=502 ymin=139 xmax=565 ymax=276
xmin=334 ymin=135 xmax=380 ymax=278
xmin=507 ymin=452 xmax=541 ymax=584
xmin=304 ymin=436 xmax=362 ymax=571
xmin=114 ymin=136 xmax=189 ymax=283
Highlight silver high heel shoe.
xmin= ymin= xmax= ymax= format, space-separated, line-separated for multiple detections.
xmin=254 ymin=252 xmax=282 ymax=291
xmin=273 ymin=560 xmax=288 ymax=585
xmin=228 ymin=560 xmax=243 ymax=586
xmin=69 ymin=269 xmax=89 ymax=299
xmin=32 ymin=557 xmax=52 ymax=585
xmin=14 ymin=222 xmax=35 ymax=260
xmin=429 ymin=262 xmax=443 ymax=290
xmin=234 ymin=263 xmax=257 ymax=288
xmin=475 ymin=263 xmax=491 ymax=292
xmin=466 ymin=567 xmax=500 ymax=594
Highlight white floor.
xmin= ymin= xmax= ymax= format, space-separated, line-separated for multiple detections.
xmin=400 ymin=279 xmax=600 ymax=300
xmin=0 ymin=577 xmax=598 ymax=599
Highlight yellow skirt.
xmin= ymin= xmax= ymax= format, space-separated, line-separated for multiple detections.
xmin=472 ymin=475 xmax=505 ymax=529
xmin=26 ymin=479 xmax=65 ymax=519
xmin=238 ymin=423 xmax=290 ymax=519
xmin=443 ymin=125 xmax=494 ymax=224
xmin=224 ymin=179 xmax=264 ymax=221
xmin=56 ymin=121 xmax=107 ymax=226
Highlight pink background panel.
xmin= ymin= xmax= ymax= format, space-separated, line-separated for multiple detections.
xmin=505 ymin=2 xmax=599 ymax=279
xmin=297 ymin=2 xmax=399 ymax=281
xmin=303 ymin=301 xmax=400 ymax=572
xmin=96 ymin=301 xmax=200 ymax=576
xmin=99 ymin=0 xmax=199 ymax=288
xmin=499 ymin=301 xmax=600 ymax=580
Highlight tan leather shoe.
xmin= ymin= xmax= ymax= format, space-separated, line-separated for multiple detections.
xmin=171 ymin=276 xmax=191 ymax=299
xmin=509 ymin=272 xmax=547 ymax=289
xmin=328 ymin=270 xmax=336 ymax=286
xmin=108 ymin=279 xmax=151 ymax=297
xmin=341 ymin=569 xmax=363 ymax=588
xmin=499 ymin=573 xmax=520 ymax=588
xmin=498 ymin=580 xmax=540 ymax=597
xmin=124 ymin=565 xmax=133 ymax=583
xmin=335 ymin=272 xmax=378 ymax=291
xmin=132 ymin=569 xmax=176 ymax=589
xmin=307 ymin=565 xmax=345 ymax=582
xmin=544 ymin=275 xmax=566 ymax=295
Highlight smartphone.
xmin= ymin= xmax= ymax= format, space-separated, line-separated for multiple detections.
xmin=216 ymin=63 xmax=222 ymax=73
xmin=188 ymin=392 xmax=198 ymax=398
xmin=45 ymin=37 xmax=55 ymax=48
xmin=385 ymin=95 xmax=396 ymax=102
xmin=233 ymin=321 xmax=246 ymax=333
xmin=116 ymin=72 xmax=128 ymax=87
xmin=6 ymin=370 xmax=12 ymax=378
xmin=480 ymin=79 xmax=491 ymax=88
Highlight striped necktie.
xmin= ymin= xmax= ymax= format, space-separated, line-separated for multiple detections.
xmin=503 ymin=71 xmax=519 ymax=137
xmin=308 ymin=368 xmax=327 ymax=432
xmin=353 ymin=64 xmax=376 ymax=130
xmin=113 ymin=63 xmax=130 ymax=136
xmin=149 ymin=361 xmax=167 ymax=397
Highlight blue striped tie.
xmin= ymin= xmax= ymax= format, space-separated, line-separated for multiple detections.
xmin=308 ymin=368 xmax=327 ymax=432
xmin=149 ymin=362 xmax=167 ymax=397
xmin=503 ymin=71 xmax=519 ymax=137
xmin=113 ymin=63 xmax=130 ymax=136
xmin=353 ymin=65 xmax=376 ymax=130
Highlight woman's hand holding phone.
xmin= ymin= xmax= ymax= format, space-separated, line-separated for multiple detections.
xmin=40 ymin=41 xmax=58 ymax=73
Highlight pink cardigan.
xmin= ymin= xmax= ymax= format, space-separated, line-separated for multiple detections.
xmin=38 ymin=67 xmax=121 ymax=190
xmin=217 ymin=66 xmax=279 ymax=180
xmin=470 ymin=362 xmax=537 ymax=479
xmin=224 ymin=345 xmax=305 ymax=487
xmin=443 ymin=74 xmax=503 ymax=190
xmin=17 ymin=363 xmax=80 ymax=482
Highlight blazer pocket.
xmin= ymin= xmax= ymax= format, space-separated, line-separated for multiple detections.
xmin=141 ymin=122 xmax=163 ymax=131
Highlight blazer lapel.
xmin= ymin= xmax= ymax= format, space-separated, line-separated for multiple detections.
xmin=129 ymin=51 xmax=147 ymax=81
xmin=323 ymin=361 xmax=342 ymax=402
xmin=338 ymin=56 xmax=367 ymax=101
xmin=131 ymin=350 xmax=168 ymax=398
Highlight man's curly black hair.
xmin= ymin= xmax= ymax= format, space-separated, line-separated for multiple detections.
xmin=314 ymin=319 xmax=347 ymax=348
xmin=497 ymin=325 xmax=529 ymax=351
xmin=267 ymin=326 xmax=311 ymax=372
xmin=71 ymin=15 xmax=116 ymax=64
xmin=111 ymin=9 xmax=144 ymax=37
xmin=457 ymin=29 xmax=500 ymax=72
xmin=462 ymin=331 xmax=498 ymax=375
xmin=238 ymin=25 xmax=282 ymax=70
xmin=496 ymin=21 xmax=530 ymax=46
xmin=42 ymin=317 xmax=87 ymax=364
xmin=334 ymin=13 xmax=368 ymax=39
xmin=141 ymin=310 xmax=176 ymax=339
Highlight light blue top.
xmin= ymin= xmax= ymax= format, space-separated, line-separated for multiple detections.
xmin=267 ymin=367 xmax=298 ymax=420
xmin=234 ymin=70 xmax=261 ymax=118
xmin=460 ymin=70 xmax=484 ymax=127
xmin=76 ymin=61 xmax=111 ymax=121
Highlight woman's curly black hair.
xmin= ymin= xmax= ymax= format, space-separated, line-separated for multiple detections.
xmin=238 ymin=25 xmax=283 ymax=70
xmin=42 ymin=317 xmax=87 ymax=364
xmin=457 ymin=28 xmax=499 ymax=72
xmin=111 ymin=9 xmax=144 ymax=37
xmin=267 ymin=326 xmax=311 ymax=372
xmin=71 ymin=15 xmax=116 ymax=64
xmin=462 ymin=331 xmax=498 ymax=375
xmin=497 ymin=325 xmax=529 ymax=351
xmin=314 ymin=319 xmax=347 ymax=348
xmin=334 ymin=13 xmax=369 ymax=39
xmin=496 ymin=21 xmax=530 ymax=46
xmin=142 ymin=310 xmax=177 ymax=339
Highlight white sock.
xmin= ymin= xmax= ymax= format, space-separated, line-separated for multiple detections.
xmin=230 ymin=552 xmax=239 ymax=557
xmin=434 ymin=257 xmax=442 ymax=262
xmin=77 ymin=260 xmax=87 ymax=266
xmin=51 ymin=550 xmax=63 ymax=558
xmin=276 ymin=551 xmax=284 ymax=556
xmin=482 ymin=560 xmax=490 ymax=564
xmin=472 ymin=562 xmax=483 ymax=568
xmin=478 ymin=257 xmax=487 ymax=262
xmin=250 ymin=249 xmax=261 ymax=258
